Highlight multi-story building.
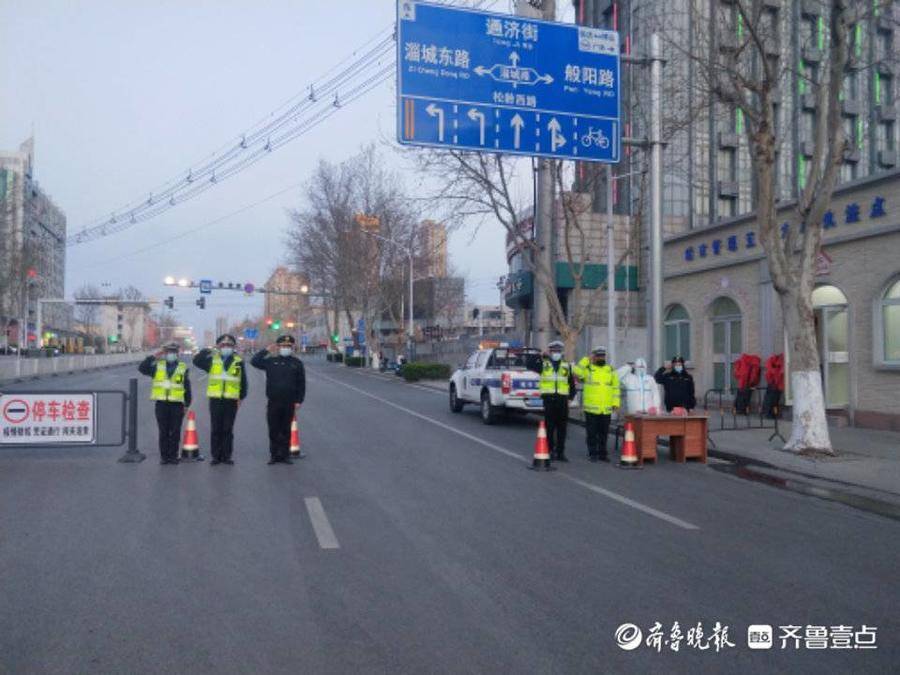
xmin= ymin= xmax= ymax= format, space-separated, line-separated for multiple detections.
xmin=418 ymin=220 xmax=449 ymax=278
xmin=263 ymin=266 xmax=309 ymax=324
xmin=568 ymin=0 xmax=900 ymax=428
xmin=0 ymin=138 xmax=67 ymax=348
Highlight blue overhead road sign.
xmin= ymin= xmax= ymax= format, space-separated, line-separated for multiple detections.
xmin=397 ymin=1 xmax=620 ymax=163
xmin=199 ymin=279 xmax=212 ymax=294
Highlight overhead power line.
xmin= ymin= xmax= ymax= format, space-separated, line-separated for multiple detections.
xmin=67 ymin=0 xmax=498 ymax=248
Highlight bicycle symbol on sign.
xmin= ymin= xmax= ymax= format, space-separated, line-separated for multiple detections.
xmin=581 ymin=127 xmax=610 ymax=149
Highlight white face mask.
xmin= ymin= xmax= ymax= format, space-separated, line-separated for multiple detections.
xmin=219 ymin=347 xmax=234 ymax=358
xmin=674 ymin=365 xmax=684 ymax=373
xmin=550 ymin=352 xmax=562 ymax=362
xmin=279 ymin=347 xmax=293 ymax=357
xmin=165 ymin=353 xmax=178 ymax=363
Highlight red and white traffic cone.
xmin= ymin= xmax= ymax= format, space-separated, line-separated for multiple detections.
xmin=289 ymin=411 xmax=305 ymax=459
xmin=181 ymin=410 xmax=200 ymax=460
xmin=618 ymin=421 xmax=642 ymax=469
xmin=529 ymin=421 xmax=555 ymax=471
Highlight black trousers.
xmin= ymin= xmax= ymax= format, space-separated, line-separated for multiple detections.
xmin=209 ymin=398 xmax=239 ymax=461
xmin=584 ymin=412 xmax=612 ymax=459
xmin=267 ymin=400 xmax=295 ymax=461
xmin=542 ymin=395 xmax=569 ymax=458
xmin=154 ymin=401 xmax=185 ymax=461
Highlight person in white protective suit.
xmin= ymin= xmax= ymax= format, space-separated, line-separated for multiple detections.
xmin=619 ymin=357 xmax=662 ymax=414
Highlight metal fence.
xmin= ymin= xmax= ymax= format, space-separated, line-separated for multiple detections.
xmin=0 ymin=352 xmax=152 ymax=383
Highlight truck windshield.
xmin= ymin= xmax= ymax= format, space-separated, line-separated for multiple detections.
xmin=487 ymin=349 xmax=542 ymax=371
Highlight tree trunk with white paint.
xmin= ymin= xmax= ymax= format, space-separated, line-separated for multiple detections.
xmin=780 ymin=287 xmax=832 ymax=453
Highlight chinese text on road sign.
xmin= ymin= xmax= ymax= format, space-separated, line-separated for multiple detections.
xmin=397 ymin=1 xmax=620 ymax=162
xmin=1 ymin=394 xmax=96 ymax=444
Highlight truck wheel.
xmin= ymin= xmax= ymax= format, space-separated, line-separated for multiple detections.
xmin=480 ymin=390 xmax=498 ymax=425
xmin=449 ymin=384 xmax=464 ymax=413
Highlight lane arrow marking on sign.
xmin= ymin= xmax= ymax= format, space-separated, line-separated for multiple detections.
xmin=468 ymin=108 xmax=486 ymax=145
xmin=426 ymin=103 xmax=445 ymax=142
xmin=548 ymin=118 xmax=566 ymax=152
xmin=510 ymin=114 xmax=525 ymax=149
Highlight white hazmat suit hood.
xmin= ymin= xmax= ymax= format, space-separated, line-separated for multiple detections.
xmin=620 ymin=357 xmax=662 ymax=414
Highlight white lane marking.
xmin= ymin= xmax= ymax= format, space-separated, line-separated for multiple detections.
xmin=312 ymin=372 xmax=699 ymax=531
xmin=304 ymin=497 xmax=340 ymax=549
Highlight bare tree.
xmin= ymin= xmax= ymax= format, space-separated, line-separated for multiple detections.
xmin=116 ymin=285 xmax=146 ymax=350
xmin=286 ymin=145 xmax=432 ymax=357
xmin=666 ymin=0 xmax=897 ymax=453
xmin=74 ymin=284 xmax=101 ymax=339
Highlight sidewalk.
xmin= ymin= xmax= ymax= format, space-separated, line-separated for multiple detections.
xmin=415 ymin=376 xmax=900 ymax=510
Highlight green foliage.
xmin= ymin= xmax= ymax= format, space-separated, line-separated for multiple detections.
xmin=345 ymin=356 xmax=365 ymax=367
xmin=401 ymin=362 xmax=451 ymax=382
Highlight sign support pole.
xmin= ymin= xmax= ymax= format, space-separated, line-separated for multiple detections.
xmin=649 ymin=33 xmax=664 ymax=371
xmin=118 ymin=378 xmax=146 ymax=463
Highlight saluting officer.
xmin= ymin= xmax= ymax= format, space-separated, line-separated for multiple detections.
xmin=138 ymin=343 xmax=192 ymax=465
xmin=193 ymin=334 xmax=248 ymax=465
xmin=573 ymin=346 xmax=621 ymax=462
xmin=250 ymin=335 xmax=306 ymax=465
xmin=534 ymin=340 xmax=575 ymax=462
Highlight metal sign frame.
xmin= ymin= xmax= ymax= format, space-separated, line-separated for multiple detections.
xmin=0 ymin=390 xmax=126 ymax=448
xmin=396 ymin=0 xmax=621 ymax=163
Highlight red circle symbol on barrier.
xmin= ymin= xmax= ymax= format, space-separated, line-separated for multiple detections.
xmin=2 ymin=399 xmax=31 ymax=424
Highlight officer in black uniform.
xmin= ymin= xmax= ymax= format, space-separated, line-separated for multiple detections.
xmin=138 ymin=342 xmax=193 ymax=464
xmin=250 ymin=334 xmax=306 ymax=465
xmin=654 ymin=355 xmax=697 ymax=412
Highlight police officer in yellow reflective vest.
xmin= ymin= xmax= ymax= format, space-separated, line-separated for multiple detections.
xmin=138 ymin=342 xmax=193 ymax=464
xmin=534 ymin=340 xmax=576 ymax=462
xmin=193 ymin=334 xmax=248 ymax=465
xmin=573 ymin=345 xmax=621 ymax=462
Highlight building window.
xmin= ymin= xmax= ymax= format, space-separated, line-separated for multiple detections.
xmin=664 ymin=304 xmax=691 ymax=362
xmin=881 ymin=278 xmax=900 ymax=364
xmin=710 ymin=296 xmax=742 ymax=392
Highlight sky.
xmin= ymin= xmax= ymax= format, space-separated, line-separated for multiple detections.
xmin=0 ymin=0 xmax=544 ymax=340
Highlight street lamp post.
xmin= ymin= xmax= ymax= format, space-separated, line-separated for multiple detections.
xmin=359 ymin=229 xmax=414 ymax=361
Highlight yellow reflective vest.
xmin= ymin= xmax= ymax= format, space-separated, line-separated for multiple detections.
xmin=150 ymin=361 xmax=187 ymax=403
xmin=207 ymin=353 xmax=243 ymax=400
xmin=539 ymin=360 xmax=571 ymax=396
xmin=573 ymin=357 xmax=621 ymax=415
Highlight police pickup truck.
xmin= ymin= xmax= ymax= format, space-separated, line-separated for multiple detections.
xmin=449 ymin=345 xmax=545 ymax=424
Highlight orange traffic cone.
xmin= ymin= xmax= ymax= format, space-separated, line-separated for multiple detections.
xmin=181 ymin=410 xmax=200 ymax=460
xmin=289 ymin=413 xmax=305 ymax=459
xmin=618 ymin=421 xmax=642 ymax=469
xmin=529 ymin=420 xmax=555 ymax=471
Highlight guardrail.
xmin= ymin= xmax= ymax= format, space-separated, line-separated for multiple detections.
xmin=0 ymin=352 xmax=152 ymax=384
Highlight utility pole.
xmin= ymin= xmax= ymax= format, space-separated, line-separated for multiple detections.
xmin=649 ymin=33 xmax=664 ymax=370
xmin=606 ymin=163 xmax=616 ymax=367
xmin=524 ymin=0 xmax=555 ymax=351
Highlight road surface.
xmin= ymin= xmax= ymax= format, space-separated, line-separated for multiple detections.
xmin=1 ymin=358 xmax=897 ymax=673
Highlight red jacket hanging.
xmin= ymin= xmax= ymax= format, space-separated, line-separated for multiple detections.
xmin=765 ymin=353 xmax=785 ymax=392
xmin=733 ymin=354 xmax=762 ymax=390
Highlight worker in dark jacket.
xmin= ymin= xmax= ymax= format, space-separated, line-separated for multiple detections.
xmin=138 ymin=343 xmax=193 ymax=464
xmin=193 ymin=334 xmax=248 ymax=465
xmin=654 ymin=356 xmax=696 ymax=412
xmin=250 ymin=334 xmax=306 ymax=465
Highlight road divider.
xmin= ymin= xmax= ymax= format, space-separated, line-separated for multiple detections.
xmin=312 ymin=370 xmax=700 ymax=531
xmin=0 ymin=352 xmax=153 ymax=384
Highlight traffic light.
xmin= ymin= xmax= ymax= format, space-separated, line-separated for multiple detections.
xmin=331 ymin=333 xmax=339 ymax=344
xmin=271 ymin=320 xmax=281 ymax=331
xmin=265 ymin=317 xmax=273 ymax=326
xmin=164 ymin=296 xmax=174 ymax=309
xmin=472 ymin=308 xmax=480 ymax=319
xmin=196 ymin=297 xmax=206 ymax=309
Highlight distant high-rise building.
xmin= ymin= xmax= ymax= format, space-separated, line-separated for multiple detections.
xmin=0 ymin=138 xmax=67 ymax=348
xmin=419 ymin=220 xmax=448 ymax=278
xmin=264 ymin=266 xmax=309 ymax=324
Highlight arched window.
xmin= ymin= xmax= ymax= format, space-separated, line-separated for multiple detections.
xmin=813 ymin=285 xmax=849 ymax=407
xmin=664 ymin=305 xmax=691 ymax=362
xmin=882 ymin=279 xmax=900 ymax=364
xmin=711 ymin=297 xmax=742 ymax=392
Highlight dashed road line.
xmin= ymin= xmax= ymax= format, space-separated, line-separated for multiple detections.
xmin=312 ymin=371 xmax=700 ymax=531
xmin=304 ymin=497 xmax=340 ymax=549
